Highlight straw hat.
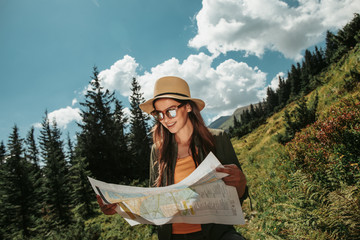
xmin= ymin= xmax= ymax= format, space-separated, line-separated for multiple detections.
xmin=139 ymin=76 xmax=205 ymax=114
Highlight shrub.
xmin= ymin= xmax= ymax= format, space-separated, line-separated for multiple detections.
xmin=286 ymin=96 xmax=360 ymax=190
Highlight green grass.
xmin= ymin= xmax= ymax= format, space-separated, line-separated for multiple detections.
xmin=233 ymin=44 xmax=360 ymax=240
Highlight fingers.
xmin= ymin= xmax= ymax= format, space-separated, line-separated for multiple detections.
xmin=216 ymin=164 xmax=246 ymax=186
xmin=96 ymin=195 xmax=117 ymax=215
xmin=216 ymin=164 xmax=238 ymax=173
xmin=216 ymin=164 xmax=242 ymax=180
xmin=96 ymin=195 xmax=104 ymax=206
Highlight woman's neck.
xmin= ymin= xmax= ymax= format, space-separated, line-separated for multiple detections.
xmin=174 ymin=121 xmax=193 ymax=145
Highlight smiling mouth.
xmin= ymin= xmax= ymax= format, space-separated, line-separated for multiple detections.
xmin=167 ymin=122 xmax=176 ymax=128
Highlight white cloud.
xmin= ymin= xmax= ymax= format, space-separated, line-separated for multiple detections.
xmin=189 ymin=0 xmax=360 ymax=60
xmin=96 ymin=53 xmax=267 ymax=117
xmin=48 ymin=107 xmax=82 ymax=129
xmin=34 ymin=107 xmax=82 ymax=129
xmin=72 ymin=98 xmax=78 ymax=106
xmin=98 ymin=55 xmax=139 ymax=96
xmin=134 ymin=53 xmax=267 ymax=117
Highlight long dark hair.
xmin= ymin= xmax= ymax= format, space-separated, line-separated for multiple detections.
xmin=152 ymin=99 xmax=215 ymax=187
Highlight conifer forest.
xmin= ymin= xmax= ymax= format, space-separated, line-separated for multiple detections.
xmin=0 ymin=13 xmax=359 ymax=240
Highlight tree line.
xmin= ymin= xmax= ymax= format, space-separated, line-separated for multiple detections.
xmin=229 ymin=13 xmax=360 ymax=140
xmin=1 ymin=12 xmax=359 ymax=240
xmin=0 ymin=67 xmax=152 ymax=239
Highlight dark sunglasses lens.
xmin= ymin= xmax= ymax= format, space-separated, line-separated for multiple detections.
xmin=158 ymin=112 xmax=164 ymax=120
xmin=167 ymin=109 xmax=177 ymax=118
xmin=151 ymin=111 xmax=161 ymax=120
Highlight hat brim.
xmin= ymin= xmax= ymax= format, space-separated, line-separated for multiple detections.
xmin=140 ymin=94 xmax=205 ymax=114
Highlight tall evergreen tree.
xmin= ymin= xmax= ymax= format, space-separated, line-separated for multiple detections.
xmin=1 ymin=125 xmax=36 ymax=238
xmin=276 ymin=76 xmax=291 ymax=107
xmin=300 ymin=50 xmax=312 ymax=92
xmin=129 ymin=77 xmax=151 ymax=180
xmin=24 ymin=127 xmax=44 ymax=231
xmin=289 ymin=63 xmax=302 ymax=98
xmin=25 ymin=127 xmax=40 ymax=167
xmin=336 ymin=13 xmax=360 ymax=50
xmin=325 ymin=30 xmax=338 ymax=64
xmin=265 ymin=87 xmax=279 ymax=114
xmin=66 ymin=132 xmax=75 ymax=166
xmin=113 ymin=99 xmax=131 ymax=179
xmin=39 ymin=114 xmax=72 ymax=228
xmin=78 ymin=66 xmax=127 ymax=183
xmin=255 ymin=101 xmax=265 ymax=118
xmin=69 ymin=144 xmax=95 ymax=219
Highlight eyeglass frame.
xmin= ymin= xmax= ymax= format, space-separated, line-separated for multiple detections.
xmin=151 ymin=102 xmax=187 ymax=121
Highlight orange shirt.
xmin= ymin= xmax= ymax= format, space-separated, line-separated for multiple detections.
xmin=172 ymin=155 xmax=202 ymax=234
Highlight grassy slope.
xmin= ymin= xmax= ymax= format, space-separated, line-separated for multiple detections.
xmin=81 ymin=45 xmax=359 ymax=240
xmin=233 ymin=44 xmax=360 ymax=239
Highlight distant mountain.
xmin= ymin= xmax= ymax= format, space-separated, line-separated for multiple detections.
xmin=208 ymin=115 xmax=231 ymax=129
xmin=208 ymin=103 xmax=260 ymax=131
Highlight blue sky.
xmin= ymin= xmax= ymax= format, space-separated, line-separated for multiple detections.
xmin=1 ymin=0 xmax=359 ymax=143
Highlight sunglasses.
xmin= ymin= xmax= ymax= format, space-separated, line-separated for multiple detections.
xmin=151 ymin=102 xmax=186 ymax=121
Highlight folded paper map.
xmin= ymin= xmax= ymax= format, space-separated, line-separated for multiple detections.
xmin=88 ymin=152 xmax=245 ymax=226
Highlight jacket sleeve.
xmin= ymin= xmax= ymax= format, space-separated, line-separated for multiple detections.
xmin=211 ymin=129 xmax=249 ymax=203
xmin=149 ymin=144 xmax=159 ymax=187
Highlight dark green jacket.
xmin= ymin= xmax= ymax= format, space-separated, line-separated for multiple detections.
xmin=149 ymin=128 xmax=248 ymax=240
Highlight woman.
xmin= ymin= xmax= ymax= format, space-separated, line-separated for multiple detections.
xmin=98 ymin=76 xmax=248 ymax=240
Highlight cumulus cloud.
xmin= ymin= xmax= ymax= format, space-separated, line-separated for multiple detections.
xmin=95 ymin=53 xmax=267 ymax=117
xmin=189 ymin=0 xmax=360 ymax=60
xmin=49 ymin=107 xmax=82 ymax=128
xmin=133 ymin=53 xmax=267 ymax=117
xmin=97 ymin=55 xmax=139 ymax=96
xmin=34 ymin=107 xmax=82 ymax=129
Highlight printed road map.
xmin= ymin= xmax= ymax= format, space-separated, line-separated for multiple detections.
xmin=88 ymin=152 xmax=245 ymax=226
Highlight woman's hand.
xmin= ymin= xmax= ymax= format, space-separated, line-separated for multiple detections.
xmin=216 ymin=164 xmax=247 ymax=199
xmin=96 ymin=195 xmax=117 ymax=215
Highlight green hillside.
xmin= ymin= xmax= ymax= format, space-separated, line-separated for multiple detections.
xmin=208 ymin=115 xmax=231 ymax=129
xmin=233 ymin=43 xmax=360 ymax=239
xmin=218 ymin=103 xmax=260 ymax=131
xmin=77 ymin=44 xmax=359 ymax=240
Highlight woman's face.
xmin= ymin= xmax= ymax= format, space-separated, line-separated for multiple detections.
xmin=153 ymin=98 xmax=192 ymax=135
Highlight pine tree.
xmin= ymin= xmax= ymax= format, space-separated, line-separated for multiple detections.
xmin=276 ymin=75 xmax=291 ymax=107
xmin=255 ymin=101 xmax=265 ymax=118
xmin=1 ymin=125 xmax=36 ymax=238
xmin=129 ymin=77 xmax=151 ymax=180
xmin=69 ymin=144 xmax=95 ymax=219
xmin=78 ymin=66 xmax=127 ymax=183
xmin=300 ymin=50 xmax=312 ymax=93
xmin=336 ymin=13 xmax=360 ymax=50
xmin=113 ymin=99 xmax=131 ymax=179
xmin=66 ymin=132 xmax=75 ymax=166
xmin=24 ymin=127 xmax=44 ymax=232
xmin=39 ymin=114 xmax=72 ymax=228
xmin=233 ymin=115 xmax=241 ymax=129
xmin=325 ymin=30 xmax=338 ymax=64
xmin=265 ymin=87 xmax=279 ymax=114
xmin=240 ymin=109 xmax=251 ymax=124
